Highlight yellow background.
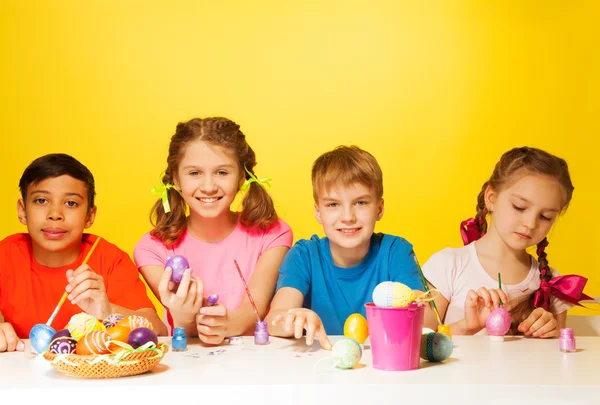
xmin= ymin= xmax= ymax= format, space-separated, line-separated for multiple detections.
xmin=1 ymin=1 xmax=598 ymax=315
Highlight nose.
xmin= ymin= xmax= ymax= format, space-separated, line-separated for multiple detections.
xmin=200 ymin=175 xmax=218 ymax=194
xmin=340 ymin=205 xmax=356 ymax=224
xmin=522 ymin=212 xmax=537 ymax=230
xmin=47 ymin=202 xmax=64 ymax=221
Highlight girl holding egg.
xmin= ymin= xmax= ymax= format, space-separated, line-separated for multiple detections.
xmin=423 ymin=147 xmax=591 ymax=338
xmin=134 ymin=117 xmax=292 ymax=344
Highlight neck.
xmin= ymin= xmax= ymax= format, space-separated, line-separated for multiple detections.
xmin=32 ymin=243 xmax=81 ymax=268
xmin=475 ymin=227 xmax=530 ymax=266
xmin=187 ymin=210 xmax=238 ymax=242
xmin=329 ymin=240 xmax=370 ymax=268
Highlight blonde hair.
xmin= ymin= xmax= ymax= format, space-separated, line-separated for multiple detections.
xmin=150 ymin=117 xmax=278 ymax=246
xmin=311 ymin=145 xmax=383 ymax=201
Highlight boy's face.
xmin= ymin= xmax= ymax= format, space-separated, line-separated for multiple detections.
xmin=17 ymin=175 xmax=96 ymax=263
xmin=314 ymin=182 xmax=384 ymax=263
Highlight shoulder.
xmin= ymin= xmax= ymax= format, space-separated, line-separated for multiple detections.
xmin=134 ymin=231 xmax=168 ymax=252
xmin=376 ymin=233 xmax=414 ymax=251
xmin=0 ymin=233 xmax=31 ymax=251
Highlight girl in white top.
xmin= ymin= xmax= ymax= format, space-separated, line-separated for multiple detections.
xmin=423 ymin=147 xmax=591 ymax=337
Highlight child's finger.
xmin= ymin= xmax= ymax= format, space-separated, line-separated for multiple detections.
xmin=200 ymin=303 xmax=226 ymax=316
xmin=294 ymin=314 xmax=306 ymax=339
xmin=305 ymin=320 xmax=316 ymax=345
xmin=532 ymin=318 xmax=557 ymax=337
xmin=488 ymin=289 xmax=502 ymax=309
xmin=193 ymin=277 xmax=205 ymax=312
xmin=284 ymin=311 xmax=296 ymax=332
xmin=316 ymin=325 xmax=332 ymax=350
xmin=271 ymin=314 xmax=283 ymax=325
xmin=465 ymin=290 xmax=480 ymax=307
xmin=175 ymin=269 xmax=192 ymax=299
xmin=71 ymin=264 xmax=93 ymax=277
xmin=498 ymin=289 xmax=509 ymax=305
xmin=476 ymin=287 xmax=492 ymax=307
xmin=157 ymin=267 xmax=173 ymax=301
xmin=518 ymin=308 xmax=544 ymax=334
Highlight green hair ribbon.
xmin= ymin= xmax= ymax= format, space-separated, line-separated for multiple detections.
xmin=151 ymin=173 xmax=176 ymax=213
xmin=241 ymin=166 xmax=272 ymax=191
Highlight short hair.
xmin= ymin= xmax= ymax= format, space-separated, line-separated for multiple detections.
xmin=311 ymin=146 xmax=383 ymax=201
xmin=19 ymin=153 xmax=96 ymax=209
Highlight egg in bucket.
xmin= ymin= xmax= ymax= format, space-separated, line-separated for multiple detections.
xmin=366 ymin=281 xmax=436 ymax=371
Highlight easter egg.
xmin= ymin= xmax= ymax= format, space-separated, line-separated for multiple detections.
xmin=29 ymin=324 xmax=57 ymax=354
xmin=344 ymin=313 xmax=369 ymax=344
xmin=116 ymin=315 xmax=154 ymax=331
xmin=420 ymin=332 xmax=453 ymax=362
xmin=165 ymin=255 xmax=189 ymax=283
xmin=331 ymin=338 xmax=362 ymax=369
xmin=76 ymin=330 xmax=111 ymax=355
xmin=128 ymin=327 xmax=158 ymax=349
xmin=486 ymin=307 xmax=511 ymax=340
xmin=107 ymin=325 xmax=131 ymax=343
xmin=372 ymin=281 xmax=416 ymax=308
xmin=66 ymin=312 xmax=106 ymax=341
xmin=49 ymin=335 xmax=77 ymax=355
xmin=102 ymin=313 xmax=124 ymax=329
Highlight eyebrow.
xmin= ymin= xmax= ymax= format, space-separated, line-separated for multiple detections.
xmin=511 ymin=194 xmax=560 ymax=212
xmin=321 ymin=194 xmax=372 ymax=202
xmin=182 ymin=164 xmax=235 ymax=170
xmin=30 ymin=190 xmax=84 ymax=199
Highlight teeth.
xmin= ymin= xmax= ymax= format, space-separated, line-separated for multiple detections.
xmin=340 ymin=229 xmax=359 ymax=233
xmin=199 ymin=198 xmax=219 ymax=203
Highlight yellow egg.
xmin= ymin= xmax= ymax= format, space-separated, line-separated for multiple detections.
xmin=344 ymin=313 xmax=369 ymax=344
xmin=391 ymin=282 xmax=416 ymax=308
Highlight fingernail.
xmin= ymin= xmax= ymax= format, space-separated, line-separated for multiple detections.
xmin=200 ymin=308 xmax=206 ymax=315
xmin=17 ymin=342 xmax=25 ymax=352
xmin=185 ymin=269 xmax=191 ymax=275
xmin=68 ymin=294 xmax=72 ymax=300
xmin=68 ymin=277 xmax=73 ymax=282
xmin=65 ymin=285 xmax=72 ymax=292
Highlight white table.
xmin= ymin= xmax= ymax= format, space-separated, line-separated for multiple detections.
xmin=1 ymin=335 xmax=598 ymax=405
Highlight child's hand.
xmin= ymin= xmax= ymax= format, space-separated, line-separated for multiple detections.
xmin=518 ymin=307 xmax=558 ymax=338
xmin=271 ymin=309 xmax=332 ymax=350
xmin=196 ymin=304 xmax=229 ymax=345
xmin=66 ymin=264 xmax=111 ymax=320
xmin=464 ymin=287 xmax=509 ymax=334
xmin=158 ymin=267 xmax=203 ymax=326
xmin=0 ymin=322 xmax=24 ymax=352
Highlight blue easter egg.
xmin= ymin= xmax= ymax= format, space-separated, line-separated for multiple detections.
xmin=420 ymin=332 xmax=453 ymax=362
xmin=29 ymin=324 xmax=57 ymax=354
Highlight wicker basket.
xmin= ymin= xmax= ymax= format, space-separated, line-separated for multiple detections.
xmin=43 ymin=343 xmax=169 ymax=379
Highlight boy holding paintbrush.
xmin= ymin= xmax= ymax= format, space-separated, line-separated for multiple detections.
xmin=0 ymin=154 xmax=165 ymax=352
xmin=266 ymin=146 xmax=439 ymax=348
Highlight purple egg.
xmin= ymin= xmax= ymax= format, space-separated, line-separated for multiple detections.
xmin=51 ymin=329 xmax=72 ymax=340
xmin=165 ymin=255 xmax=190 ymax=283
xmin=128 ymin=327 xmax=158 ymax=349
xmin=49 ymin=335 xmax=77 ymax=354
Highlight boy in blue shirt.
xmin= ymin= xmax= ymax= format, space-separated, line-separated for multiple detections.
xmin=266 ymin=146 xmax=436 ymax=348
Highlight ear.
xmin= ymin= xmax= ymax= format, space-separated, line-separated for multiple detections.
xmin=484 ymin=185 xmax=497 ymax=212
xmin=84 ymin=206 xmax=97 ymax=229
xmin=17 ymin=199 xmax=27 ymax=225
xmin=314 ymin=201 xmax=323 ymax=224
xmin=376 ymin=198 xmax=385 ymax=221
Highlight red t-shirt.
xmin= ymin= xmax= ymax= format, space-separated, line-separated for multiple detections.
xmin=0 ymin=233 xmax=154 ymax=338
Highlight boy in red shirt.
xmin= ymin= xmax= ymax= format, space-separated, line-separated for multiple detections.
xmin=0 ymin=154 xmax=166 ymax=352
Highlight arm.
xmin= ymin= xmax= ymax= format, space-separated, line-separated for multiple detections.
xmin=195 ymin=246 xmax=290 ymax=344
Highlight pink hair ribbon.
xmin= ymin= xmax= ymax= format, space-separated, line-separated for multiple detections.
xmin=533 ymin=274 xmax=593 ymax=311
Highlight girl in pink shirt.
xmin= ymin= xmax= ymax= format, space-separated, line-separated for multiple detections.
xmin=134 ymin=117 xmax=292 ymax=344
xmin=423 ymin=147 xmax=590 ymax=337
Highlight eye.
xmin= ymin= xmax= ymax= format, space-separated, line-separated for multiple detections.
xmin=512 ymin=204 xmax=525 ymax=212
xmin=355 ymin=201 xmax=367 ymax=206
xmin=189 ymin=171 xmax=200 ymax=176
xmin=217 ymin=170 xmax=228 ymax=176
xmin=33 ymin=198 xmax=48 ymax=205
xmin=65 ymin=201 xmax=79 ymax=207
xmin=540 ymin=215 xmax=552 ymax=221
xmin=326 ymin=203 xmax=339 ymax=208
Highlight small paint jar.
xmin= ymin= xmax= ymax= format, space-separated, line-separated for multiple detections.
xmin=559 ymin=328 xmax=576 ymax=353
xmin=172 ymin=327 xmax=187 ymax=352
xmin=254 ymin=321 xmax=269 ymax=345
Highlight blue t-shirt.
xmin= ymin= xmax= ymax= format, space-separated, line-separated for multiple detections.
xmin=276 ymin=233 xmax=424 ymax=335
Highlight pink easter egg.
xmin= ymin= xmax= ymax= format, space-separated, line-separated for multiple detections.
xmin=486 ymin=306 xmax=511 ymax=337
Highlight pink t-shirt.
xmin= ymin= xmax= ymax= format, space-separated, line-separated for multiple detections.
xmin=134 ymin=217 xmax=293 ymax=311
xmin=423 ymin=242 xmax=572 ymax=327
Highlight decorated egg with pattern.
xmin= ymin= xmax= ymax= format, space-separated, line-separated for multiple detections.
xmin=102 ymin=313 xmax=125 ymax=329
xmin=66 ymin=312 xmax=106 ymax=341
xmin=116 ymin=315 xmax=154 ymax=331
xmin=76 ymin=330 xmax=112 ymax=355
xmin=420 ymin=332 xmax=453 ymax=362
xmin=372 ymin=281 xmax=416 ymax=308
xmin=49 ymin=335 xmax=77 ymax=354
xmin=331 ymin=338 xmax=362 ymax=369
